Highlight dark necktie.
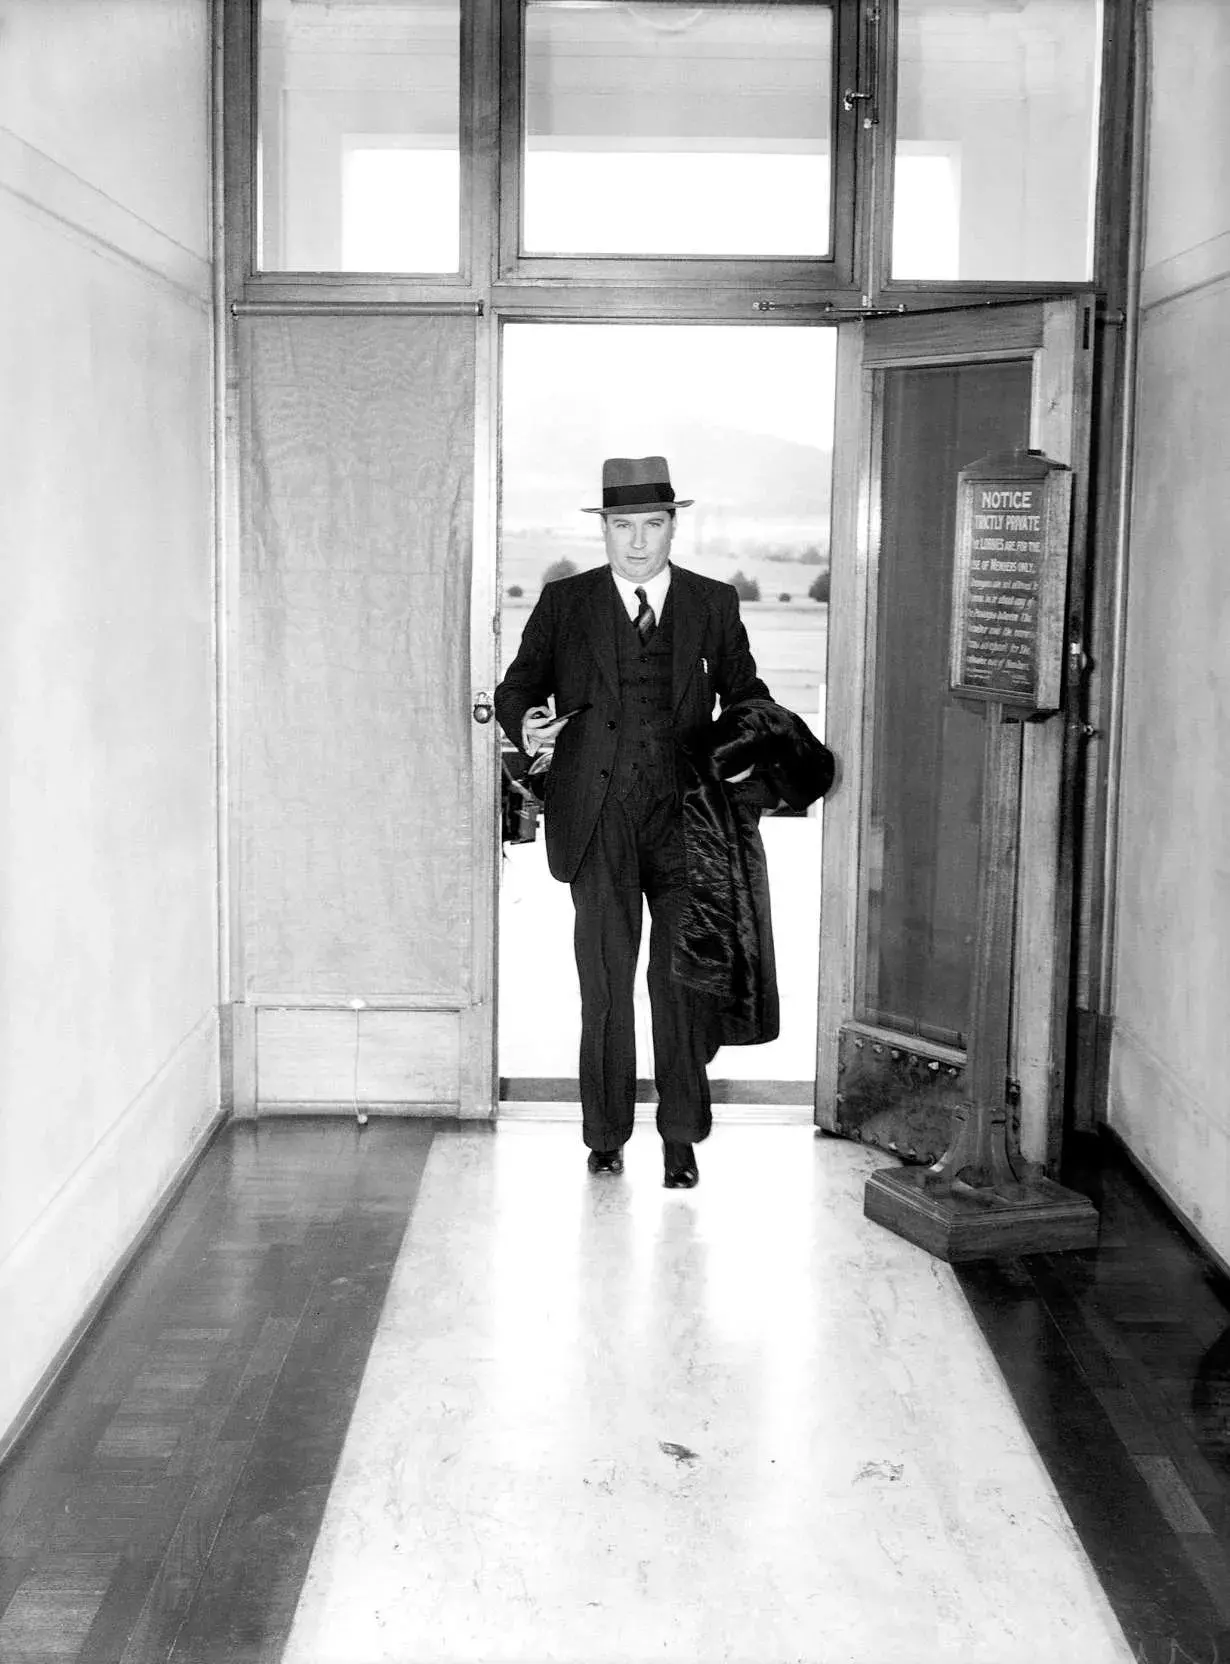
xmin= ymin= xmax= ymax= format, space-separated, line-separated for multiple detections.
xmin=634 ymin=586 xmax=656 ymax=643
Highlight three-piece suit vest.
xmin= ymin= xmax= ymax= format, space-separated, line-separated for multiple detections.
xmin=611 ymin=587 xmax=675 ymax=802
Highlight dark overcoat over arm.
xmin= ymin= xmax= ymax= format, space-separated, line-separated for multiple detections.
xmin=494 ymin=562 xmax=770 ymax=882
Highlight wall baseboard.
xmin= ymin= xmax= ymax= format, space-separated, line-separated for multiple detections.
xmin=1099 ymin=1123 xmax=1230 ymax=1288
xmin=252 ymin=1100 xmax=456 ymax=1118
xmin=1107 ymin=1024 xmax=1230 ymax=1270
xmin=0 ymin=1099 xmax=228 ymax=1468
xmin=0 ymin=1013 xmax=223 ymax=1459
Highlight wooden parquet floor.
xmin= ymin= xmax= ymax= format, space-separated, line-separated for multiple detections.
xmin=0 ymin=1118 xmax=433 ymax=1664
xmin=958 ymin=1132 xmax=1230 ymax=1664
xmin=3 ymin=1119 xmax=1230 ymax=1663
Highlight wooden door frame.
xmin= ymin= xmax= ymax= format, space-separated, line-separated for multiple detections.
xmin=462 ymin=305 xmax=502 ymax=1116
xmin=816 ymin=296 xmax=1095 ymax=1172
xmin=489 ymin=310 xmax=836 ymax=1114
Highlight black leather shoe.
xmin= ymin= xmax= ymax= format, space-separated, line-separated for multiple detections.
xmin=587 ymin=1147 xmax=624 ymax=1174
xmin=663 ymin=1141 xmax=698 ymax=1189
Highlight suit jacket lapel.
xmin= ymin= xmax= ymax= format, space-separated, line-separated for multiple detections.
xmin=580 ymin=566 xmax=620 ymax=701
xmin=670 ymin=564 xmax=708 ymax=712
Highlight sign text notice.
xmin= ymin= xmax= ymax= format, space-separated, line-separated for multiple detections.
xmin=957 ymin=483 xmax=1045 ymax=699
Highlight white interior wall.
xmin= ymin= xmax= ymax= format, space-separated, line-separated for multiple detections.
xmin=0 ymin=0 xmax=218 ymax=1441
xmin=1109 ymin=0 xmax=1230 ymax=1261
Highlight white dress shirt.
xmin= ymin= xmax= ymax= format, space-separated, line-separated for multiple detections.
xmin=522 ymin=565 xmax=674 ymax=758
xmin=610 ymin=565 xmax=671 ymax=625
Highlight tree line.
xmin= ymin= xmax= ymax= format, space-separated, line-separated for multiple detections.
xmin=508 ymin=558 xmax=829 ymax=603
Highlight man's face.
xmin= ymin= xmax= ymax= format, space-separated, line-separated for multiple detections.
xmin=601 ymin=509 xmax=676 ymax=584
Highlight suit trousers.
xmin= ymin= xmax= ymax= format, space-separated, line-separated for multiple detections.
xmin=570 ymin=780 xmax=718 ymax=1151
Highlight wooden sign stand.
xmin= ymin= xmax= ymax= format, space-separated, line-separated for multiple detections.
xmin=864 ymin=451 xmax=1099 ymax=1262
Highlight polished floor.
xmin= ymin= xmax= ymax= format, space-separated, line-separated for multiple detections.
xmin=959 ymin=1133 xmax=1230 ymax=1662
xmin=0 ymin=1119 xmax=1227 ymax=1663
xmin=0 ymin=1121 xmax=434 ymax=1664
xmin=283 ymin=1124 xmax=1127 ymax=1664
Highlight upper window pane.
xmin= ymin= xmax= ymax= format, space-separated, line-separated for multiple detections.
xmin=893 ymin=0 xmax=1102 ymax=283
xmin=523 ymin=2 xmax=833 ymax=259
xmin=257 ymin=0 xmax=461 ymax=273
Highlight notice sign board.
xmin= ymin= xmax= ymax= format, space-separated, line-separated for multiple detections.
xmin=950 ymin=450 xmax=1072 ymax=713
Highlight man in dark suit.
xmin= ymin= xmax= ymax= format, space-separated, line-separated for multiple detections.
xmin=495 ymin=457 xmax=773 ymax=1189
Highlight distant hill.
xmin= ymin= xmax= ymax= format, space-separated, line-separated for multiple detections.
xmin=502 ymin=415 xmax=831 ymax=530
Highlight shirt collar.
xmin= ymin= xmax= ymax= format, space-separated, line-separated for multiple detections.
xmin=610 ymin=563 xmax=671 ymax=620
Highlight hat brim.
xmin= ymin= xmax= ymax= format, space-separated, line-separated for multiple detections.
xmin=582 ymin=498 xmax=694 ymax=515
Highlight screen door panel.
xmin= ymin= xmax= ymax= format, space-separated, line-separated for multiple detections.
xmin=237 ymin=313 xmax=479 ymax=1108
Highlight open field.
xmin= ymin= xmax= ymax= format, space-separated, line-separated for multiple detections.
xmin=500 ymin=596 xmax=828 ymax=719
xmin=502 ymin=531 xmax=827 ymax=599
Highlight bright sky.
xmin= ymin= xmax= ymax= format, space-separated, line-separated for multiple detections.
xmin=523 ymin=152 xmax=831 ymax=261
xmin=504 ymin=323 xmax=837 ymax=452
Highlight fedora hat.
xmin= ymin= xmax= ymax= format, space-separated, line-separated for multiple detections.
xmin=582 ymin=456 xmax=694 ymax=515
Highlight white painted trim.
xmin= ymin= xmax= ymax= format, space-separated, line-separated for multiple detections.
xmin=814 ymin=321 xmax=868 ymax=1131
xmin=212 ymin=0 xmax=233 ymax=1011
xmin=246 ymin=996 xmax=466 ymax=1011
xmin=0 ymin=124 xmax=211 ymax=306
xmin=1140 ymin=229 xmax=1230 ymax=314
xmin=461 ymin=291 xmax=500 ymax=1118
xmin=0 ymin=1099 xmax=228 ymax=1466
xmin=0 ymin=1008 xmax=222 ymax=1446
xmin=256 ymin=1101 xmax=456 ymax=1117
xmin=1102 ymin=1124 xmax=1230 ymax=1289
xmin=1109 ymin=1022 xmax=1230 ymax=1270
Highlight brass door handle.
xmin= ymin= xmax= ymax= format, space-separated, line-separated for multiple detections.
xmin=472 ymin=692 xmax=494 ymax=725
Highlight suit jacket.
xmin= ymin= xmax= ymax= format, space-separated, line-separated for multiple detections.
xmin=494 ymin=562 xmax=771 ymax=882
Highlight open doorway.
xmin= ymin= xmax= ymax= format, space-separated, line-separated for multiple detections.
xmin=497 ymin=323 xmax=836 ymax=1107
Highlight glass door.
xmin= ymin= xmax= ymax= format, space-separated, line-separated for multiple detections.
xmin=498 ymin=321 xmax=835 ymax=1112
xmin=817 ymin=298 xmax=1093 ymax=1170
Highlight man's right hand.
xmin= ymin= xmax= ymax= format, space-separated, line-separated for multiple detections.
xmin=521 ymin=704 xmax=572 ymax=761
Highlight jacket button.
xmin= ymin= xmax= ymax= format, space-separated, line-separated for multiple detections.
xmin=600 ymin=768 xmax=609 ymax=778
xmin=607 ymin=720 xmax=616 ymax=730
